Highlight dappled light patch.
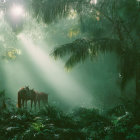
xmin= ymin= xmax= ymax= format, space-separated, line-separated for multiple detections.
xmin=67 ymin=28 xmax=80 ymax=38
xmin=2 ymin=48 xmax=21 ymax=60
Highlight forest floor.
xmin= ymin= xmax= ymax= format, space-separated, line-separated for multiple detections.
xmin=0 ymin=101 xmax=140 ymax=140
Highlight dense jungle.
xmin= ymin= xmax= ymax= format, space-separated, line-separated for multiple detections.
xmin=0 ymin=0 xmax=140 ymax=139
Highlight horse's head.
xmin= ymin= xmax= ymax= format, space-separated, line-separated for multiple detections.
xmin=25 ymin=86 xmax=29 ymax=91
xmin=30 ymin=89 xmax=36 ymax=94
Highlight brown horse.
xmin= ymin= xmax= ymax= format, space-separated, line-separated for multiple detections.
xmin=17 ymin=86 xmax=36 ymax=109
xmin=29 ymin=89 xmax=48 ymax=109
xmin=36 ymin=92 xmax=48 ymax=109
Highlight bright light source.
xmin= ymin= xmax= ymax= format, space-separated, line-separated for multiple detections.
xmin=90 ymin=0 xmax=97 ymax=5
xmin=0 ymin=0 xmax=6 ymax=3
xmin=10 ymin=4 xmax=25 ymax=18
xmin=68 ymin=9 xmax=77 ymax=19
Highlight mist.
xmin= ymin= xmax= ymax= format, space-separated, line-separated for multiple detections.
xmin=0 ymin=1 xmax=139 ymax=139
xmin=0 ymin=14 xmax=126 ymax=111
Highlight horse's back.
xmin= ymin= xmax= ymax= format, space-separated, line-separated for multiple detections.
xmin=37 ymin=92 xmax=48 ymax=100
xmin=41 ymin=92 xmax=48 ymax=97
xmin=18 ymin=88 xmax=33 ymax=100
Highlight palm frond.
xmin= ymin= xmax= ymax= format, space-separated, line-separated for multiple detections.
xmin=89 ymin=38 xmax=123 ymax=54
xmin=52 ymin=39 xmax=89 ymax=57
xmin=52 ymin=38 xmax=123 ymax=68
xmin=65 ymin=47 xmax=90 ymax=69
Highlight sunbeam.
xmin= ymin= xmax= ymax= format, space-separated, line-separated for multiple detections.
xmin=18 ymin=33 xmax=95 ymax=108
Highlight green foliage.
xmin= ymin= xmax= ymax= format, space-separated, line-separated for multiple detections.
xmin=46 ymin=0 xmax=140 ymax=98
xmin=31 ymin=0 xmax=71 ymax=23
xmin=0 ymin=92 xmax=140 ymax=140
xmin=0 ymin=18 xmax=21 ymax=61
xmin=0 ymin=1 xmax=140 ymax=139
xmin=52 ymin=38 xmax=123 ymax=69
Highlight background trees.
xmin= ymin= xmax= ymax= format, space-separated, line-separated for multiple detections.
xmin=0 ymin=0 xmax=139 ymax=107
xmin=30 ymin=0 xmax=140 ymax=103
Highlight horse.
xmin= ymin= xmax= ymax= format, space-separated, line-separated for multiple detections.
xmin=30 ymin=90 xmax=48 ymax=109
xmin=17 ymin=86 xmax=36 ymax=109
xmin=36 ymin=92 xmax=48 ymax=109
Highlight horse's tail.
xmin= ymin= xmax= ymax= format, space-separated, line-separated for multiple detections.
xmin=17 ymin=91 xmax=21 ymax=108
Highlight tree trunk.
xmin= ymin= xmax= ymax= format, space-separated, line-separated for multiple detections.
xmin=135 ymin=52 xmax=140 ymax=106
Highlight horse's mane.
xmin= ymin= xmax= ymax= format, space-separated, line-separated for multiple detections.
xmin=19 ymin=87 xmax=29 ymax=91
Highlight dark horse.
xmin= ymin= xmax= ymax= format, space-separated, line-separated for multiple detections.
xmin=17 ymin=86 xmax=36 ymax=109
xmin=30 ymin=90 xmax=48 ymax=109
xmin=36 ymin=91 xmax=48 ymax=109
xmin=17 ymin=87 xmax=48 ymax=109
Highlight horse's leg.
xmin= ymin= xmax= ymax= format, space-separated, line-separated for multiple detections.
xmin=38 ymin=100 xmax=40 ymax=110
xmin=47 ymin=95 xmax=48 ymax=105
xmin=31 ymin=100 xmax=33 ymax=110
xmin=23 ymin=100 xmax=25 ymax=108
xmin=21 ymin=99 xmax=23 ymax=108
xmin=20 ymin=99 xmax=22 ymax=108
xmin=43 ymin=99 xmax=46 ymax=107
xmin=22 ymin=99 xmax=24 ymax=108
xmin=34 ymin=100 xmax=36 ymax=110
xmin=26 ymin=100 xmax=27 ymax=108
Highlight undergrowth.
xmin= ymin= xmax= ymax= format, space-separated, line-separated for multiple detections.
xmin=0 ymin=91 xmax=140 ymax=140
